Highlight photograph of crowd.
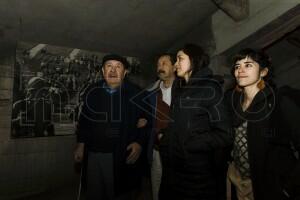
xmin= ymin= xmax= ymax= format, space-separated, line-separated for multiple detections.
xmin=11 ymin=42 xmax=140 ymax=138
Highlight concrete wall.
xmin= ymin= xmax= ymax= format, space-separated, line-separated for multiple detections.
xmin=167 ymin=18 xmax=216 ymax=55
xmin=212 ymin=0 xmax=299 ymax=55
xmin=267 ymin=37 xmax=300 ymax=89
xmin=273 ymin=60 xmax=300 ymax=89
xmin=0 ymin=51 xmax=78 ymax=200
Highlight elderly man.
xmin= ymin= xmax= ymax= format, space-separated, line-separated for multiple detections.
xmin=74 ymin=54 xmax=146 ymax=200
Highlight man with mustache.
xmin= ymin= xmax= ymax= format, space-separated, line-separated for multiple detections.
xmin=74 ymin=54 xmax=146 ymax=200
xmin=145 ymin=53 xmax=176 ymax=200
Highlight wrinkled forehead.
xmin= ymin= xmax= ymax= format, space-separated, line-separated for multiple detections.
xmin=158 ymin=55 xmax=172 ymax=64
xmin=103 ymin=60 xmax=124 ymax=67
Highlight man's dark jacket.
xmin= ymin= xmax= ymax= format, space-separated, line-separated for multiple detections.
xmin=76 ymin=79 xmax=146 ymax=195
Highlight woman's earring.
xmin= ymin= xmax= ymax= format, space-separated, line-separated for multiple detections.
xmin=257 ymin=79 xmax=265 ymax=90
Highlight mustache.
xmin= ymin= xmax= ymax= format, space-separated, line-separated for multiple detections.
xmin=108 ymin=73 xmax=117 ymax=77
xmin=157 ymin=70 xmax=165 ymax=74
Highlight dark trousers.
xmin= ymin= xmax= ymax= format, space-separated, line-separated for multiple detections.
xmin=87 ymin=152 xmax=114 ymax=200
xmin=87 ymin=151 xmax=136 ymax=200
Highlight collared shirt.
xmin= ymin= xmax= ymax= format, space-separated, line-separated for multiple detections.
xmin=159 ymin=81 xmax=172 ymax=106
xmin=103 ymin=82 xmax=119 ymax=94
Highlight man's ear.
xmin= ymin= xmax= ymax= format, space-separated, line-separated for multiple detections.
xmin=124 ymin=69 xmax=129 ymax=77
xmin=101 ymin=67 xmax=104 ymax=75
xmin=260 ymin=67 xmax=269 ymax=78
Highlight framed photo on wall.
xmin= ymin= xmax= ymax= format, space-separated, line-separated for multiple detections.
xmin=11 ymin=42 xmax=140 ymax=138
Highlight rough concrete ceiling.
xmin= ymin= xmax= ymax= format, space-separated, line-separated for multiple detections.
xmin=266 ymin=27 xmax=300 ymax=72
xmin=0 ymin=0 xmax=218 ymax=58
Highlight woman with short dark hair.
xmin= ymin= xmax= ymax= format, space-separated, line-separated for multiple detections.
xmin=159 ymin=44 xmax=233 ymax=200
xmin=227 ymin=48 xmax=300 ymax=200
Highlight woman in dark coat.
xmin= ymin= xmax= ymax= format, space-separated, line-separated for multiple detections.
xmin=227 ymin=48 xmax=300 ymax=200
xmin=159 ymin=44 xmax=233 ymax=200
